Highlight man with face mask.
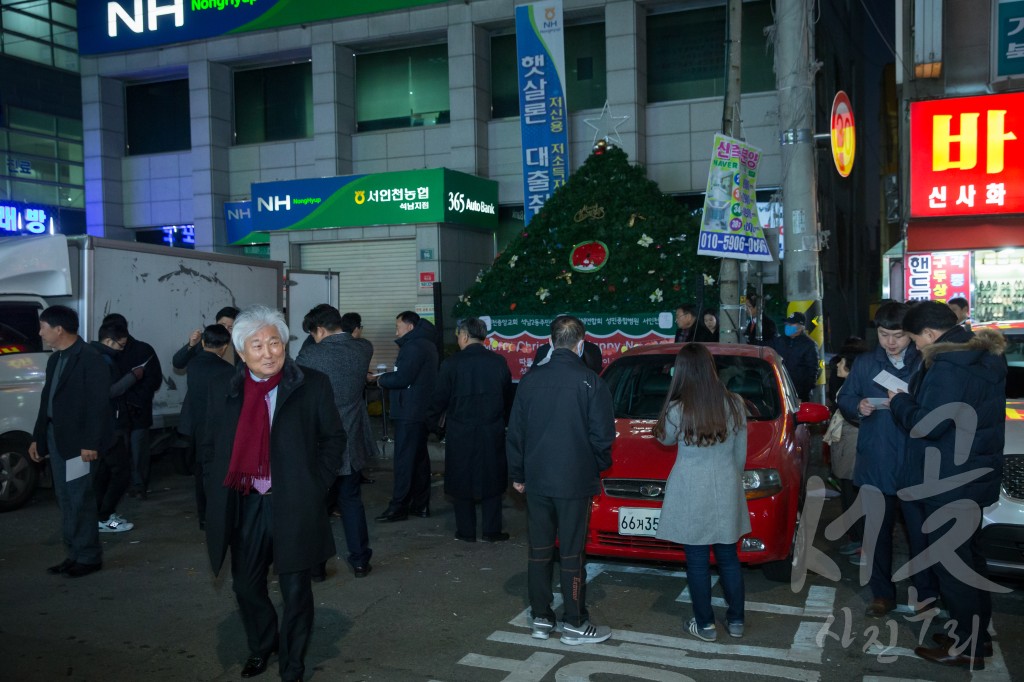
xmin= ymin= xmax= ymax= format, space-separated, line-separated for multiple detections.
xmin=836 ymin=301 xmax=937 ymax=618
xmin=769 ymin=311 xmax=818 ymax=401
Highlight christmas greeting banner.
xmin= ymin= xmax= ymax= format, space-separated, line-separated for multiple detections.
xmin=697 ymin=134 xmax=773 ymax=261
xmin=481 ymin=312 xmax=675 ymax=381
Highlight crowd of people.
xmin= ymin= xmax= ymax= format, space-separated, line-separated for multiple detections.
xmin=29 ymin=292 xmax=1004 ymax=674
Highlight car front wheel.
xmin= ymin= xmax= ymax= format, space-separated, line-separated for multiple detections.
xmin=762 ymin=509 xmax=806 ymax=583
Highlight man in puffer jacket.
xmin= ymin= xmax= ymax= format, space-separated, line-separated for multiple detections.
xmin=889 ymin=301 xmax=1006 ymax=670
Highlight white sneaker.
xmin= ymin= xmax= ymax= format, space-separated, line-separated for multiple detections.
xmin=560 ymin=620 xmax=612 ymax=646
xmin=99 ymin=514 xmax=134 ymax=533
xmin=531 ymin=616 xmax=555 ymax=640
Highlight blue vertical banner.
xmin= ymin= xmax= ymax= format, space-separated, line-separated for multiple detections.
xmin=515 ymin=1 xmax=569 ymax=225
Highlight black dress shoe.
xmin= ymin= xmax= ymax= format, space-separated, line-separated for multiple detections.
xmin=454 ymin=533 xmax=476 ymax=543
xmin=915 ymin=644 xmax=985 ymax=669
xmin=481 ymin=532 xmax=510 ymax=543
xmin=375 ymin=508 xmax=408 ymax=522
xmin=410 ymin=507 xmax=430 ymax=518
xmin=240 ymin=654 xmax=270 ymax=678
xmin=931 ymin=633 xmax=993 ymax=657
xmin=353 ymin=563 xmax=372 ymax=578
xmin=47 ymin=558 xmax=75 ymax=575
xmin=64 ymin=562 xmax=102 ymax=578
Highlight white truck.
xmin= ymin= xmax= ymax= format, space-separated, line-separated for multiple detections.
xmin=0 ymin=235 xmax=284 ymax=511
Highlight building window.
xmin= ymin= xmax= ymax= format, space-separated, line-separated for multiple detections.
xmin=2 ymin=105 xmax=84 ymax=209
xmin=0 ymin=0 xmax=78 ymax=72
xmin=355 ymin=44 xmax=450 ymax=132
xmin=234 ymin=62 xmax=313 ymax=145
xmin=125 ymin=79 xmax=191 ymax=155
xmin=647 ymin=2 xmax=775 ymax=102
xmin=490 ymin=23 xmax=607 ymax=119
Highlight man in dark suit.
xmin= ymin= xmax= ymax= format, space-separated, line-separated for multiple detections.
xmin=371 ymin=311 xmax=438 ymax=522
xmin=199 ymin=306 xmax=345 ymax=682
xmin=428 ymin=317 xmax=513 ymax=542
xmin=674 ymin=304 xmax=714 ymax=343
xmin=296 ymin=305 xmax=376 ymax=578
xmin=178 ymin=324 xmax=234 ymax=530
xmin=30 ymin=305 xmax=112 ymax=578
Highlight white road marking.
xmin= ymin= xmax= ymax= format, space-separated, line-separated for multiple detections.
xmin=487 ymin=630 xmax=820 ymax=681
xmin=458 ymin=651 xmax=563 ymax=676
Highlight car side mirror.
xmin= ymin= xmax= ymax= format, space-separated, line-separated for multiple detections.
xmin=796 ymin=402 xmax=830 ymax=424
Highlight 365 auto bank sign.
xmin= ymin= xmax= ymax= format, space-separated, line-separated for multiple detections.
xmin=78 ymin=0 xmax=446 ymax=55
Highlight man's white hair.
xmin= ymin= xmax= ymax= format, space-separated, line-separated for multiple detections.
xmin=232 ymin=305 xmax=289 ymax=352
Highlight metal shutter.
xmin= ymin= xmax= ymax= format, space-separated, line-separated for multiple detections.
xmin=299 ymin=239 xmax=417 ymax=369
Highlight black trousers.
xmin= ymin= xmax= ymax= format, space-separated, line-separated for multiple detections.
xmin=452 ymin=494 xmax=503 ymax=539
xmin=860 ymin=487 xmax=938 ymax=603
xmin=230 ymin=492 xmax=313 ymax=681
xmin=925 ymin=501 xmax=993 ymax=652
xmin=388 ymin=419 xmax=431 ymax=512
xmin=94 ymin=433 xmax=131 ymax=521
xmin=526 ymin=494 xmax=591 ymax=628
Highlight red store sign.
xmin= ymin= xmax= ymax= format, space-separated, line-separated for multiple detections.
xmin=904 ymin=251 xmax=971 ymax=303
xmin=910 ymin=92 xmax=1024 ymax=218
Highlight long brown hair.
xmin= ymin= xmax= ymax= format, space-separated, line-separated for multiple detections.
xmin=653 ymin=344 xmax=745 ymax=446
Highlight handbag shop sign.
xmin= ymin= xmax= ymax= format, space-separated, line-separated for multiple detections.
xmin=78 ymin=0 xmax=446 ymax=55
xmin=481 ymin=312 xmax=676 ymax=381
xmin=248 ymin=169 xmax=497 ymax=241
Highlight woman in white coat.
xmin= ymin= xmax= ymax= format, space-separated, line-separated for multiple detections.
xmin=653 ymin=343 xmax=749 ymax=642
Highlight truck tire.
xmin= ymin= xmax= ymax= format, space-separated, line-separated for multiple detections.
xmin=0 ymin=437 xmax=39 ymax=512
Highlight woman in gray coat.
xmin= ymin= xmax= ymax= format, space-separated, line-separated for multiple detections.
xmin=653 ymin=344 xmax=749 ymax=643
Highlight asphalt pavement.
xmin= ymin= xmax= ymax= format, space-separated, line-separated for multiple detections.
xmin=2 ymin=434 xmax=1022 ymax=682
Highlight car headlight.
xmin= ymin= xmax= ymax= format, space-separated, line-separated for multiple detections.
xmin=743 ymin=468 xmax=782 ymax=500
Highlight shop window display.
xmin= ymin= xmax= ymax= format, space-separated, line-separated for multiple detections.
xmin=974 ymin=249 xmax=1024 ymax=323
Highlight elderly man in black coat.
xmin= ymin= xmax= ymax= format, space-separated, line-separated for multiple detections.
xmin=199 ymin=306 xmax=344 ymax=682
xmin=428 ymin=317 xmax=513 ymax=542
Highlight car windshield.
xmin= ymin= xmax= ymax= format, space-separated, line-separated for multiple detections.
xmin=0 ymin=302 xmax=43 ymax=355
xmin=602 ymin=354 xmax=781 ymax=421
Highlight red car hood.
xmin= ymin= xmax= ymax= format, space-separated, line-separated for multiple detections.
xmin=605 ymin=418 xmax=782 ymax=480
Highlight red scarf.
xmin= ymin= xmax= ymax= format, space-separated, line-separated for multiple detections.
xmin=224 ymin=371 xmax=284 ymax=493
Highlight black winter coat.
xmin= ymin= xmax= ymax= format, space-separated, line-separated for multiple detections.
xmin=771 ymin=332 xmax=818 ymax=400
xmin=507 ymin=348 xmax=615 ymax=498
xmin=428 ymin=343 xmax=513 ymax=499
xmin=33 ymin=338 xmax=113 ymax=459
xmin=178 ymin=350 xmax=234 ymax=439
xmin=890 ymin=327 xmax=1006 ymax=508
xmin=116 ymin=335 xmax=162 ymax=428
xmin=199 ymin=359 xmax=346 ymax=576
xmin=378 ymin=319 xmax=438 ymax=422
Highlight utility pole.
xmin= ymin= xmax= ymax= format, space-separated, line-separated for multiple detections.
xmin=775 ymin=0 xmax=824 ymax=402
xmin=718 ymin=0 xmax=744 ymax=344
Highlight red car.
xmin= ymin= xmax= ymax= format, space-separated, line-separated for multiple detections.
xmin=586 ymin=343 xmax=830 ymax=581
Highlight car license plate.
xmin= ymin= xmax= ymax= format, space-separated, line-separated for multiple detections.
xmin=618 ymin=507 xmax=661 ymax=536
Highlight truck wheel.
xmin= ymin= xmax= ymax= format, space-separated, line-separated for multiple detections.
xmin=0 ymin=438 xmax=39 ymax=512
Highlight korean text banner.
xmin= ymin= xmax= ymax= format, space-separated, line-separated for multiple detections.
xmin=482 ymin=312 xmax=675 ymax=381
xmin=995 ymin=0 xmax=1024 ymax=80
xmin=249 ymin=168 xmax=497 ymax=241
xmin=696 ymin=134 xmax=772 ymax=262
xmin=904 ymin=251 xmax=971 ymax=304
xmin=910 ymin=93 xmax=1024 ymax=218
xmin=515 ymin=1 xmax=569 ymax=225
xmin=78 ymin=0 xmax=446 ymax=55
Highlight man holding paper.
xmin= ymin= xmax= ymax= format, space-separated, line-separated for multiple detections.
xmin=836 ymin=301 xmax=937 ymax=617
xmin=30 ymin=305 xmax=113 ymax=578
